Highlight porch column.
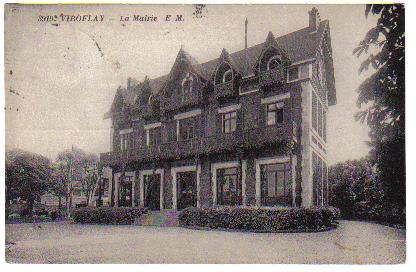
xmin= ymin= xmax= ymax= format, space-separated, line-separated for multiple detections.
xmin=241 ymin=160 xmax=247 ymax=206
xmin=171 ymin=168 xmax=177 ymax=211
xmin=107 ymin=167 xmax=113 ymax=207
xmin=196 ymin=164 xmax=201 ymax=208
xmin=139 ymin=172 xmax=144 ymax=207
xmin=131 ymin=171 xmax=136 ymax=207
xmin=114 ymin=173 xmax=121 ymax=207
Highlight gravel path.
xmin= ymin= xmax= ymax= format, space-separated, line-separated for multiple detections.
xmin=5 ymin=220 xmax=405 ymax=264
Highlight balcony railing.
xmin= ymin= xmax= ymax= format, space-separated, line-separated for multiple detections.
xmin=259 ymin=67 xmax=285 ymax=87
xmin=161 ymin=89 xmax=201 ymax=112
xmin=214 ymin=81 xmax=235 ymax=99
xmin=100 ymin=125 xmax=290 ymax=166
xmin=139 ymin=104 xmax=154 ymax=119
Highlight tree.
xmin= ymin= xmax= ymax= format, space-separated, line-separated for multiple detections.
xmin=5 ymin=149 xmax=51 ymax=214
xmin=329 ymin=158 xmax=385 ymax=221
xmin=353 ymin=4 xmax=405 ymax=218
xmin=55 ymin=147 xmax=99 ymax=215
xmin=80 ymin=153 xmax=99 ymax=205
xmin=49 ymin=162 xmax=70 ymax=213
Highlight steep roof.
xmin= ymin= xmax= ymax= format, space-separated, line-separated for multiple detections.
xmin=105 ymin=20 xmax=332 ymax=118
xmin=146 ymin=21 xmax=328 ymax=94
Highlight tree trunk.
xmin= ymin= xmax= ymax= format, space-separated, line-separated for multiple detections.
xmin=58 ymin=196 xmax=62 ymax=213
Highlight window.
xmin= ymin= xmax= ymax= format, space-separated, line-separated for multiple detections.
xmin=312 ymin=92 xmax=318 ymax=131
xmin=261 ymin=163 xmax=292 ymax=206
xmin=266 ymin=102 xmax=284 ymax=126
xmin=323 ymin=161 xmax=328 ymax=205
xmin=288 ymin=66 xmax=299 ymax=82
xmin=120 ymin=132 xmax=131 ymax=151
xmin=223 ymin=70 xmax=233 ymax=83
xmin=148 ymin=127 xmax=161 ymax=146
xmin=179 ymin=119 xmax=196 ymax=140
xmin=181 ymin=73 xmax=193 ymax=95
xmin=267 ymin=55 xmax=281 ymax=70
xmin=312 ymin=151 xmax=328 ymax=206
xmin=217 ymin=167 xmax=241 ymax=206
xmin=312 ymin=90 xmax=327 ymax=142
xmin=318 ymin=100 xmax=323 ymax=137
xmin=299 ymin=64 xmax=310 ymax=79
xmin=222 ymin=111 xmax=237 ymax=133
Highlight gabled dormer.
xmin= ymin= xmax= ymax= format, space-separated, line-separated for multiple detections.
xmin=161 ymin=47 xmax=206 ymax=112
xmin=212 ymin=48 xmax=241 ymax=100
xmin=132 ymin=76 xmax=160 ymax=120
xmin=107 ymin=86 xmax=134 ymax=128
xmin=254 ymin=32 xmax=290 ymax=87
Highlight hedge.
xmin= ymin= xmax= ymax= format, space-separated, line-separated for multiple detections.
xmin=72 ymin=207 xmax=147 ymax=224
xmin=179 ymin=206 xmax=340 ymax=232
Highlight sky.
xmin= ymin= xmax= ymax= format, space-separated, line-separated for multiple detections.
xmin=4 ymin=4 xmax=377 ymax=165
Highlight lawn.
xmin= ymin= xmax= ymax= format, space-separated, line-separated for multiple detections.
xmin=6 ymin=220 xmax=405 ymax=264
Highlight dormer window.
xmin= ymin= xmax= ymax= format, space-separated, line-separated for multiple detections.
xmin=223 ymin=69 xmax=233 ymax=83
xmin=215 ymin=62 xmax=233 ymax=85
xmin=267 ymin=55 xmax=282 ymax=71
xmin=181 ymin=73 xmax=193 ymax=95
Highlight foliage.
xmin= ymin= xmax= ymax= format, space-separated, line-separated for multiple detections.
xmin=5 ymin=149 xmax=51 ymax=212
xmin=72 ymin=207 xmax=147 ymax=224
xmin=55 ymin=147 xmax=99 ymax=206
xmin=353 ymin=5 xmax=405 ymax=218
xmin=179 ymin=206 xmax=339 ymax=232
xmin=329 ymin=158 xmax=404 ymax=224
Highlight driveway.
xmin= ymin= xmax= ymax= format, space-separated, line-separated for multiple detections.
xmin=5 ymin=220 xmax=405 ymax=264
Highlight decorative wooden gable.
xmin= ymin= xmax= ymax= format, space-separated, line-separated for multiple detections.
xmin=253 ymin=32 xmax=291 ymax=87
xmin=211 ymin=48 xmax=241 ymax=99
xmin=163 ymin=47 xmax=206 ymax=98
xmin=253 ymin=31 xmax=290 ymax=73
xmin=211 ymin=48 xmax=241 ymax=85
xmin=161 ymin=48 xmax=205 ymax=111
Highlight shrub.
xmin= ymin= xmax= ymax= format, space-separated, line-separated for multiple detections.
xmin=72 ymin=207 xmax=147 ymax=224
xmin=329 ymin=158 xmax=405 ymax=225
xmin=179 ymin=206 xmax=339 ymax=232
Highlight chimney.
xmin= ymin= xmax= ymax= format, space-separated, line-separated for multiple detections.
xmin=127 ymin=77 xmax=132 ymax=90
xmin=309 ymin=7 xmax=321 ymax=32
xmin=245 ymin=17 xmax=248 ymax=49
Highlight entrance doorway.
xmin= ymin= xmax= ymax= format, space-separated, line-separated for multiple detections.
xmin=176 ymin=171 xmax=197 ymax=210
xmin=144 ymin=174 xmax=161 ymax=210
xmin=119 ymin=176 xmax=133 ymax=207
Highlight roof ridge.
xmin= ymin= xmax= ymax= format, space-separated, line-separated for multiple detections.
xmin=136 ymin=25 xmax=321 ymax=93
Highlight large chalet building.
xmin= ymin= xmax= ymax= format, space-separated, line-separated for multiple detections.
xmin=100 ymin=8 xmax=336 ymax=211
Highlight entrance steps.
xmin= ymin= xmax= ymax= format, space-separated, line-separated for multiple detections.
xmin=136 ymin=210 xmax=179 ymax=227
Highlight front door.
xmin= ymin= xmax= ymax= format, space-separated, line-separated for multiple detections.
xmin=177 ymin=171 xmax=197 ymax=210
xmin=119 ymin=176 xmax=133 ymax=207
xmin=144 ymin=174 xmax=161 ymax=210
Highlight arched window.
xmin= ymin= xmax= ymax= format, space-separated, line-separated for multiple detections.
xmin=222 ymin=69 xmax=233 ymax=83
xmin=267 ymin=55 xmax=282 ymax=71
xmin=181 ymin=73 xmax=193 ymax=95
xmin=215 ymin=63 xmax=233 ymax=85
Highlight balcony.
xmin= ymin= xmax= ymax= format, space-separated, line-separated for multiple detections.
xmin=214 ymin=81 xmax=235 ymax=99
xmin=100 ymin=126 xmax=290 ymax=166
xmin=259 ymin=67 xmax=285 ymax=87
xmin=203 ymin=125 xmax=288 ymax=154
xmin=161 ymin=89 xmax=201 ymax=112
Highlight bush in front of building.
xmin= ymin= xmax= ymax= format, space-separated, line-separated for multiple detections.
xmin=179 ymin=206 xmax=340 ymax=232
xmin=72 ymin=207 xmax=147 ymax=224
